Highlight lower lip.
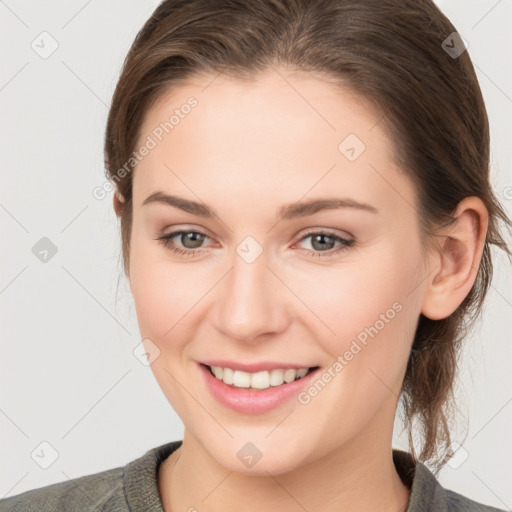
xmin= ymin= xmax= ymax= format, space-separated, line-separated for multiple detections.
xmin=199 ymin=363 xmax=320 ymax=415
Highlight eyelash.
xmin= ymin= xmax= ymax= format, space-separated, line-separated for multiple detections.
xmin=156 ymin=229 xmax=355 ymax=258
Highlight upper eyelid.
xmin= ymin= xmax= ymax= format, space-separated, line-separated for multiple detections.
xmin=160 ymin=225 xmax=215 ymax=242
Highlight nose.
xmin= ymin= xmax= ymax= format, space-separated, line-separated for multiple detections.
xmin=212 ymin=247 xmax=291 ymax=344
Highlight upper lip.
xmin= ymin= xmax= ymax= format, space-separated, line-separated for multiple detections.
xmin=200 ymin=360 xmax=318 ymax=373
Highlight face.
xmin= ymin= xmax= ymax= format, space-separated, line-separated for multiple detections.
xmin=127 ymin=68 xmax=430 ymax=475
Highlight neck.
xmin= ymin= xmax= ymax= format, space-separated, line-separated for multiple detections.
xmin=159 ymin=427 xmax=411 ymax=512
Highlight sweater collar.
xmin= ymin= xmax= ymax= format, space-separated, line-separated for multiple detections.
xmin=392 ymin=449 xmax=447 ymax=511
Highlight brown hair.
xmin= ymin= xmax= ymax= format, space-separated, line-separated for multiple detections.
xmin=104 ymin=0 xmax=512 ymax=473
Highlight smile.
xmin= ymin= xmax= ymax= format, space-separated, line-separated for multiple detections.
xmin=199 ymin=363 xmax=322 ymax=414
xmin=207 ymin=365 xmax=317 ymax=390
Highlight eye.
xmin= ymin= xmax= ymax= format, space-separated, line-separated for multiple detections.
xmin=157 ymin=230 xmax=210 ymax=257
xmin=157 ymin=228 xmax=355 ymax=259
xmin=295 ymin=230 xmax=355 ymax=257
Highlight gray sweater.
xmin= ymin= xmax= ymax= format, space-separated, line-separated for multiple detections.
xmin=0 ymin=440 xmax=506 ymax=511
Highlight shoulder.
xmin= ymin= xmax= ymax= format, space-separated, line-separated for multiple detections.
xmin=393 ymin=449 xmax=507 ymax=512
xmin=443 ymin=487 xmax=507 ymax=512
xmin=0 ymin=466 xmax=125 ymax=512
xmin=0 ymin=440 xmax=182 ymax=512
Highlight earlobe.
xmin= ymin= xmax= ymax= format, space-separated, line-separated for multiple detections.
xmin=113 ymin=190 xmax=125 ymax=217
xmin=420 ymin=197 xmax=489 ymax=321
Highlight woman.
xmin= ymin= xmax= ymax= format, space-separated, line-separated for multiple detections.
xmin=1 ymin=0 xmax=510 ymax=510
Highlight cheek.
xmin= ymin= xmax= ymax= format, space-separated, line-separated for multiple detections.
xmin=129 ymin=234 xmax=195 ymax=341
xmin=300 ymin=241 xmax=421 ymax=367
xmin=293 ymin=247 xmax=421 ymax=437
xmin=129 ymin=241 xmax=202 ymax=404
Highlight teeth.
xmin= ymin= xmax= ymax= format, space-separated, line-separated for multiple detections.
xmin=209 ymin=366 xmax=311 ymax=390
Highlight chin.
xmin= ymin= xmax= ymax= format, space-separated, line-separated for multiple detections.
xmin=201 ymin=437 xmax=309 ymax=477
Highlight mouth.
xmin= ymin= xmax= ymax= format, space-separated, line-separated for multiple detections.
xmin=201 ymin=363 xmax=321 ymax=391
xmin=199 ymin=362 xmax=322 ymax=414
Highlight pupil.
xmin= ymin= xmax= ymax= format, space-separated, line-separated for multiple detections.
xmin=183 ymin=232 xmax=204 ymax=249
xmin=312 ymin=234 xmax=334 ymax=251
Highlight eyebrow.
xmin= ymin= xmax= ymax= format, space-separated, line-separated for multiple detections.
xmin=142 ymin=191 xmax=378 ymax=219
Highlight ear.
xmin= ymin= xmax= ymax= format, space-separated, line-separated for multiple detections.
xmin=113 ymin=189 xmax=125 ymax=217
xmin=421 ymin=196 xmax=489 ymax=321
xmin=112 ymin=190 xmax=130 ymax=281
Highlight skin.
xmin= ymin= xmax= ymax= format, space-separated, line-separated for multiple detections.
xmin=113 ymin=67 xmax=488 ymax=512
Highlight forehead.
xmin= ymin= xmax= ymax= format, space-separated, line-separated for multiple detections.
xmin=132 ymin=68 xmax=415 ymax=219
xmin=139 ymin=68 xmax=385 ymax=146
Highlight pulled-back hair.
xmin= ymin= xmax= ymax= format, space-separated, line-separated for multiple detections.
xmin=104 ymin=0 xmax=512 ymax=473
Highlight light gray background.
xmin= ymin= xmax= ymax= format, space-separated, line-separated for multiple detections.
xmin=1 ymin=0 xmax=511 ymax=508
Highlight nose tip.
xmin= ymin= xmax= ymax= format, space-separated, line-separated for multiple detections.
xmin=212 ymin=255 xmax=289 ymax=343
